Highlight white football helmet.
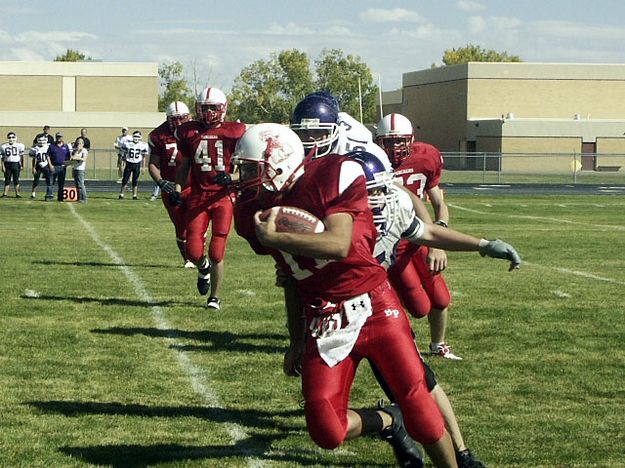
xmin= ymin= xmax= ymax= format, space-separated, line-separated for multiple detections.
xmin=166 ymin=101 xmax=191 ymax=131
xmin=132 ymin=131 xmax=142 ymax=143
xmin=233 ymin=123 xmax=305 ymax=197
xmin=375 ymin=113 xmax=414 ymax=167
xmin=7 ymin=133 xmax=17 ymax=143
xmin=196 ymin=87 xmax=227 ymax=126
xmin=36 ymin=135 xmax=47 ymax=146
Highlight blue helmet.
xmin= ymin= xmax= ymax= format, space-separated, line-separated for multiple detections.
xmin=291 ymin=94 xmax=340 ymax=158
xmin=306 ymin=91 xmax=339 ymax=113
xmin=347 ymin=151 xmax=398 ymax=239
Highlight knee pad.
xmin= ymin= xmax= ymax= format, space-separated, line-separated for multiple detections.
xmin=304 ymin=399 xmax=347 ymax=449
xmin=185 ymin=235 xmax=205 ymax=263
xmin=400 ymin=286 xmax=432 ymax=318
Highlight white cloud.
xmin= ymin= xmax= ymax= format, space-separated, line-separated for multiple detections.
xmin=0 ymin=29 xmax=12 ymax=44
xmin=533 ymin=20 xmax=625 ymax=40
xmin=468 ymin=16 xmax=486 ymax=35
xmin=359 ymin=8 xmax=423 ymax=23
xmin=14 ymin=31 xmax=97 ymax=43
xmin=266 ymin=22 xmax=316 ymax=35
xmin=457 ymin=1 xmax=485 ymax=12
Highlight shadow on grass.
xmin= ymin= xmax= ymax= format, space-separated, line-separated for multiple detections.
xmin=32 ymin=260 xmax=165 ymax=268
xmin=58 ymin=439 xmax=383 ymax=467
xmin=21 ymin=293 xmax=198 ymax=308
xmin=91 ymin=327 xmax=286 ymax=354
xmin=30 ymin=401 xmax=388 ymax=467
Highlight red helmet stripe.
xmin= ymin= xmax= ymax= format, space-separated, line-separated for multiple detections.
xmin=390 ymin=113 xmax=396 ymax=132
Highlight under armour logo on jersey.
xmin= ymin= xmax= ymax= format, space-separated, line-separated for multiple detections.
xmin=384 ymin=309 xmax=400 ymax=319
xmin=351 ymin=300 xmax=366 ymax=311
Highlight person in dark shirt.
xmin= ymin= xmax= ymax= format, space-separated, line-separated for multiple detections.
xmin=33 ymin=125 xmax=54 ymax=146
xmin=76 ymin=128 xmax=91 ymax=150
xmin=47 ymin=132 xmax=71 ymax=201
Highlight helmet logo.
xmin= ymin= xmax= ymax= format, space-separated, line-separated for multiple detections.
xmin=260 ymin=132 xmax=292 ymax=164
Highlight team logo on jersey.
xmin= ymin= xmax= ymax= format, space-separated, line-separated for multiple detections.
xmin=384 ymin=308 xmax=400 ymax=318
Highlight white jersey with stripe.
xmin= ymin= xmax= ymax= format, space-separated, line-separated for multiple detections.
xmin=334 ymin=112 xmax=392 ymax=171
xmin=373 ymin=185 xmax=425 ymax=270
xmin=29 ymin=144 xmax=50 ymax=167
xmin=121 ymin=141 xmax=149 ymax=163
xmin=1 ymin=142 xmax=25 ymax=162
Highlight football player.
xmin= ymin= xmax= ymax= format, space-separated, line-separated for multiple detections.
xmin=232 ymin=123 xmax=459 ymax=468
xmin=1 ymin=132 xmax=25 ymax=198
xmin=350 ymin=150 xmax=521 ymax=468
xmin=172 ymin=87 xmax=246 ymax=310
xmin=114 ymin=127 xmax=132 ymax=182
xmin=29 ymin=135 xmax=53 ymax=199
xmin=376 ymin=113 xmax=460 ymax=360
xmin=119 ymin=131 xmax=149 ymax=200
xmin=290 ymin=92 xmax=392 ymax=169
xmin=148 ymin=101 xmax=194 ymax=268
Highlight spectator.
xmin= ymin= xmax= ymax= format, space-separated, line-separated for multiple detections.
xmin=76 ymin=128 xmax=91 ymax=150
xmin=2 ymin=132 xmax=25 ymax=198
xmin=70 ymin=137 xmax=88 ymax=203
xmin=33 ymin=125 xmax=54 ymax=146
xmin=114 ymin=127 xmax=131 ymax=183
xmin=29 ymin=135 xmax=53 ymax=200
xmin=47 ymin=132 xmax=71 ymax=201
xmin=119 ymin=131 xmax=149 ymax=200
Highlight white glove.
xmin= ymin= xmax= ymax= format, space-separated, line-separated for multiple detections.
xmin=479 ymin=239 xmax=521 ymax=271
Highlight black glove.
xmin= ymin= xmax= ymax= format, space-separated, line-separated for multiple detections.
xmin=169 ymin=191 xmax=184 ymax=206
xmin=157 ymin=179 xmax=176 ymax=194
xmin=213 ymin=171 xmax=232 ymax=187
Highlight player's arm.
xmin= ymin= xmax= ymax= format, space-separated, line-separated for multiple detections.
xmin=415 ymin=222 xmax=521 ymax=271
xmin=174 ymin=155 xmax=191 ymax=193
xmin=254 ymin=210 xmax=353 ymax=260
xmin=427 ymin=185 xmax=449 ymax=226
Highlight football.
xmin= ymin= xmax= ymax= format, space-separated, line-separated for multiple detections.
xmin=260 ymin=206 xmax=325 ymax=233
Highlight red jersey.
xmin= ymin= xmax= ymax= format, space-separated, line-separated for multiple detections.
xmin=234 ymin=155 xmax=386 ymax=303
xmin=148 ymin=121 xmax=183 ymax=181
xmin=176 ymin=120 xmax=246 ymax=193
xmin=393 ymin=142 xmax=443 ymax=199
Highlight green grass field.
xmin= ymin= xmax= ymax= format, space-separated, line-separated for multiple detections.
xmin=1 ymin=193 xmax=624 ymax=467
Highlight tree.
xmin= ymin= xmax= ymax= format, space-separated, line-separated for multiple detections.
xmin=229 ymin=48 xmax=378 ymax=124
xmin=54 ymin=49 xmax=91 ymax=62
xmin=158 ymin=61 xmax=194 ymax=112
xmin=435 ymin=44 xmax=521 ymax=67
xmin=315 ymin=49 xmax=378 ymax=123
xmin=229 ymin=49 xmax=314 ymax=124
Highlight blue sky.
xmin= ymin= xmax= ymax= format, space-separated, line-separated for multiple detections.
xmin=2 ymin=0 xmax=625 ymax=93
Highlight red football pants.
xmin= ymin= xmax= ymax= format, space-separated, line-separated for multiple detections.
xmin=185 ymin=194 xmax=233 ymax=263
xmin=300 ymin=280 xmax=445 ymax=449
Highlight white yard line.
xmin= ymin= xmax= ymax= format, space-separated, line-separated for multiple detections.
xmin=524 ymin=261 xmax=625 ymax=286
xmin=68 ymin=204 xmax=266 ymax=466
xmin=448 ymin=203 xmax=625 ymax=231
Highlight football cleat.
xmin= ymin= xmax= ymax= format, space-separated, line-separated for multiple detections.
xmin=118 ymin=194 xmax=124 ymax=199
xmin=184 ymin=260 xmax=196 ymax=269
xmin=430 ymin=343 xmax=463 ymax=360
xmin=206 ymin=296 xmax=221 ymax=310
xmin=196 ymin=263 xmax=211 ymax=295
xmin=456 ymin=449 xmax=486 ymax=468
xmin=378 ymin=400 xmax=424 ymax=468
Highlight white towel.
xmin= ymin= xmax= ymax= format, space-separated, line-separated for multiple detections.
xmin=314 ymin=292 xmax=372 ymax=367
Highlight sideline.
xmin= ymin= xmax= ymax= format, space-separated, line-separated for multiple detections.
xmin=68 ymin=204 xmax=267 ymax=466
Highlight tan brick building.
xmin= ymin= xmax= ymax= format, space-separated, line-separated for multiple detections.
xmin=0 ymin=61 xmax=164 ymax=151
xmin=380 ymin=62 xmax=625 ymax=172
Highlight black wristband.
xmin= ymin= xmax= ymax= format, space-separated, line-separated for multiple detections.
xmin=434 ymin=220 xmax=448 ymax=228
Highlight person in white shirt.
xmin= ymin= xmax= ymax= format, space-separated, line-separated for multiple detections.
xmin=2 ymin=132 xmax=25 ymax=198
xmin=70 ymin=137 xmax=89 ymax=203
xmin=114 ymin=127 xmax=132 ymax=182
xmin=119 ymin=131 xmax=149 ymax=200
xmin=29 ymin=136 xmax=53 ymax=199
